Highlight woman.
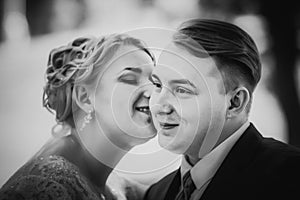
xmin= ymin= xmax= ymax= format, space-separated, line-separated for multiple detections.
xmin=0 ymin=34 xmax=156 ymax=199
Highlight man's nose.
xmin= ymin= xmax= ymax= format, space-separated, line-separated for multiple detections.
xmin=157 ymin=104 xmax=173 ymax=115
xmin=152 ymin=88 xmax=175 ymax=115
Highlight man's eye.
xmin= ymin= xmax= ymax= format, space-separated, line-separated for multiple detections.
xmin=175 ymin=87 xmax=192 ymax=94
xmin=152 ymin=81 xmax=162 ymax=88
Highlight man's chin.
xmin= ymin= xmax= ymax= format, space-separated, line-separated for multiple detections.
xmin=158 ymin=134 xmax=176 ymax=151
xmin=158 ymin=135 xmax=189 ymax=154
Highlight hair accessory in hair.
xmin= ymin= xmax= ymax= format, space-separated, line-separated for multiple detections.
xmin=43 ymin=37 xmax=97 ymax=122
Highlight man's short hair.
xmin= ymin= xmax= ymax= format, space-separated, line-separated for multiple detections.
xmin=173 ymin=19 xmax=262 ymax=112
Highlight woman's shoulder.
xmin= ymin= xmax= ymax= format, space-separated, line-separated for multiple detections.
xmin=0 ymin=174 xmax=71 ymax=200
xmin=107 ymin=172 xmax=148 ymax=200
xmin=0 ymin=155 xmax=100 ymax=200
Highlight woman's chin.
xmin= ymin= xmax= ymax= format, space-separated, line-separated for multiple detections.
xmin=133 ymin=125 xmax=157 ymax=140
xmin=130 ymin=131 xmax=156 ymax=146
xmin=132 ymin=111 xmax=154 ymax=126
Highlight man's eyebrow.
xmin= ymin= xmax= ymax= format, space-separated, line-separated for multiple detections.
xmin=169 ymin=79 xmax=197 ymax=89
xmin=150 ymin=74 xmax=161 ymax=82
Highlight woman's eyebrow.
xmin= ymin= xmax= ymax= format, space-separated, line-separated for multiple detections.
xmin=123 ymin=67 xmax=142 ymax=73
xmin=117 ymin=67 xmax=142 ymax=76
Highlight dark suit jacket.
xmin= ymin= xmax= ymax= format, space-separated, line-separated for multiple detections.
xmin=144 ymin=123 xmax=300 ymax=200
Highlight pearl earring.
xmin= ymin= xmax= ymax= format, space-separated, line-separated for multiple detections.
xmin=51 ymin=122 xmax=71 ymax=138
xmin=80 ymin=109 xmax=93 ymax=131
xmin=226 ymin=112 xmax=232 ymax=119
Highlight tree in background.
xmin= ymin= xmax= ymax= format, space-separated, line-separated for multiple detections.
xmin=0 ymin=0 xmax=4 ymax=42
xmin=25 ymin=0 xmax=54 ymax=36
xmin=0 ymin=0 xmax=87 ymax=38
xmin=26 ymin=0 xmax=87 ymax=36
xmin=199 ymin=0 xmax=300 ymax=147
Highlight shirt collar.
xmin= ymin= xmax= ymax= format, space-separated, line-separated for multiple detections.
xmin=180 ymin=121 xmax=250 ymax=189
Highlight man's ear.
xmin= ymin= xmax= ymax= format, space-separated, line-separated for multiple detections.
xmin=226 ymin=87 xmax=250 ymax=118
xmin=73 ymin=84 xmax=93 ymax=113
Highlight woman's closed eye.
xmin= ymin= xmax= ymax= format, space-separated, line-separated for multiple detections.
xmin=118 ymin=74 xmax=138 ymax=85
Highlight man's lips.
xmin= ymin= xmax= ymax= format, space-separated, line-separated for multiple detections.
xmin=159 ymin=122 xmax=179 ymax=130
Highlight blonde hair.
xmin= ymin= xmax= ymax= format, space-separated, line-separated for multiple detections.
xmin=43 ymin=34 xmax=155 ymax=126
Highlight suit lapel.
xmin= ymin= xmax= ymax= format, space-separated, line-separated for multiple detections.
xmin=147 ymin=169 xmax=181 ymax=200
xmin=164 ymin=169 xmax=181 ymax=200
xmin=200 ymin=123 xmax=263 ymax=200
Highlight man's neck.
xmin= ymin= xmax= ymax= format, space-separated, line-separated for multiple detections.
xmin=184 ymin=154 xmax=200 ymax=166
xmin=184 ymin=118 xmax=248 ymax=166
xmin=216 ymin=118 xmax=248 ymax=147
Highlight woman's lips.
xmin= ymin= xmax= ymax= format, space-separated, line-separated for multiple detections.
xmin=135 ymin=106 xmax=150 ymax=115
xmin=135 ymin=105 xmax=152 ymax=124
xmin=132 ymin=93 xmax=151 ymax=116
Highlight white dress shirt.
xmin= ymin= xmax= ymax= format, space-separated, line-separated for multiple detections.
xmin=180 ymin=121 xmax=250 ymax=200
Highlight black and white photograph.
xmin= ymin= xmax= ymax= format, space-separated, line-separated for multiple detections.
xmin=0 ymin=0 xmax=300 ymax=199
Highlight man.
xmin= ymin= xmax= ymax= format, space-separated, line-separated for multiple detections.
xmin=144 ymin=19 xmax=300 ymax=200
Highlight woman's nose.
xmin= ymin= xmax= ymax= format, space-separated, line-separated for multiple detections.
xmin=143 ymin=83 xmax=154 ymax=99
xmin=143 ymin=90 xmax=151 ymax=99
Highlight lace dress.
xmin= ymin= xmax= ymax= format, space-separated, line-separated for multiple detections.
xmin=0 ymin=155 xmax=111 ymax=200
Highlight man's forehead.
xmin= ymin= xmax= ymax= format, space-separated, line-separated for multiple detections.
xmin=156 ymin=44 xmax=218 ymax=80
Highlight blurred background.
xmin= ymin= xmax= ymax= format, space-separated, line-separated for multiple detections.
xmin=0 ymin=0 xmax=299 ymax=188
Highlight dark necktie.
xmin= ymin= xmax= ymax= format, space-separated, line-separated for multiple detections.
xmin=175 ymin=170 xmax=196 ymax=200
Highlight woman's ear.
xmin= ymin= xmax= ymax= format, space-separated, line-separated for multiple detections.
xmin=73 ymin=84 xmax=94 ymax=113
xmin=226 ymin=87 xmax=250 ymax=119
